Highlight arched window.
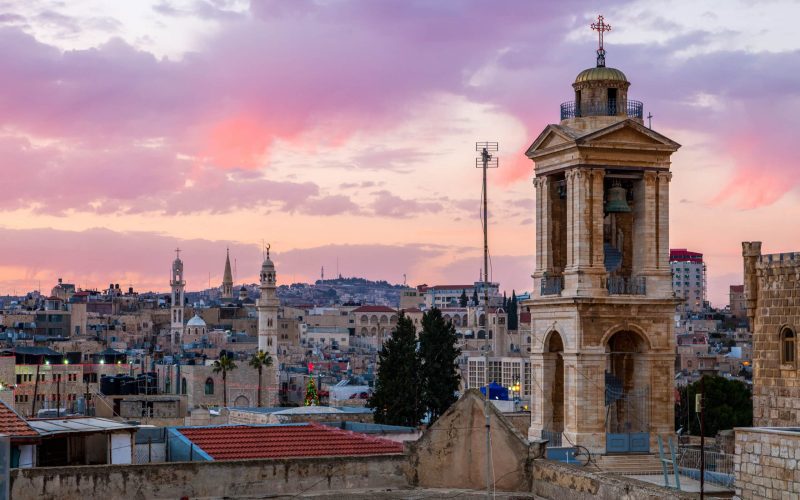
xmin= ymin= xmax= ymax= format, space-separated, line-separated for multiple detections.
xmin=204 ymin=377 xmax=214 ymax=395
xmin=181 ymin=377 xmax=187 ymax=395
xmin=781 ymin=327 xmax=796 ymax=366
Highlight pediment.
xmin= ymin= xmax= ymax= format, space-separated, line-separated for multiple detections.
xmin=577 ymin=120 xmax=681 ymax=150
xmin=525 ymin=125 xmax=578 ymax=157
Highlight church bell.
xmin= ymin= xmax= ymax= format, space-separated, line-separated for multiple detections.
xmin=605 ymin=182 xmax=631 ymax=213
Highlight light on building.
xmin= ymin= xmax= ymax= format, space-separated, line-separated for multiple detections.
xmin=45 ymin=360 xmax=50 ymax=365
xmin=100 ymin=359 xmax=105 ymax=365
xmin=63 ymin=359 xmax=69 ymax=365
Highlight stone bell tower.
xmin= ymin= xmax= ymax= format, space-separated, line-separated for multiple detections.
xmin=523 ymin=16 xmax=681 ymax=454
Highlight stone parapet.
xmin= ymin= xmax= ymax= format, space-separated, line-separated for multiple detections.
xmin=734 ymin=427 xmax=800 ymax=499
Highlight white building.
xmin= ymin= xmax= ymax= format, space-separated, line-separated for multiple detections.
xmin=670 ymin=248 xmax=707 ymax=316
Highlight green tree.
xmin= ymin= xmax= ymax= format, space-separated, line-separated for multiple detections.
xmin=675 ymin=376 xmax=752 ymax=436
xmin=459 ymin=289 xmax=468 ymax=308
xmin=367 ymin=313 xmax=423 ymax=426
xmin=507 ymin=290 xmax=519 ymax=331
xmin=248 ymin=350 xmax=273 ymax=407
xmin=212 ymin=354 xmax=238 ymax=407
xmin=472 ymin=289 xmax=479 ymax=307
xmin=419 ymin=308 xmax=462 ymax=424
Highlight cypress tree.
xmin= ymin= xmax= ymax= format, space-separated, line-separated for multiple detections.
xmin=419 ymin=308 xmax=462 ymax=424
xmin=472 ymin=289 xmax=479 ymax=307
xmin=508 ymin=290 xmax=519 ymax=331
xmin=367 ymin=313 xmax=423 ymax=426
xmin=459 ymin=289 xmax=468 ymax=307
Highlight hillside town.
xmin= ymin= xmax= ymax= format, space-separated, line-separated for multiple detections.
xmin=1 ymin=4 xmax=799 ymax=500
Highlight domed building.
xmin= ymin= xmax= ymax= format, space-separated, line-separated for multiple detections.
xmin=186 ymin=314 xmax=207 ymax=338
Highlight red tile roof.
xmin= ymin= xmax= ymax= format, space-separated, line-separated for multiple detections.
xmin=176 ymin=423 xmax=404 ymax=460
xmin=0 ymin=400 xmax=38 ymax=439
xmin=351 ymin=305 xmax=396 ymax=313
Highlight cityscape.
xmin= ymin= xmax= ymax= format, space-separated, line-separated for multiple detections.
xmin=0 ymin=2 xmax=799 ymax=500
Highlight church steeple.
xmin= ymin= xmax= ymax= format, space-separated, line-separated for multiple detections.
xmin=221 ymin=248 xmax=233 ymax=300
xmin=170 ymin=248 xmax=185 ymax=351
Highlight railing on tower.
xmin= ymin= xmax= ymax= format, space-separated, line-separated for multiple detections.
xmin=560 ymin=99 xmax=643 ymax=120
xmin=606 ymin=276 xmax=646 ymax=295
xmin=540 ymin=275 xmax=563 ymax=296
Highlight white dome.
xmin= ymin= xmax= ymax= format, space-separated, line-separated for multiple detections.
xmin=186 ymin=314 xmax=206 ymax=327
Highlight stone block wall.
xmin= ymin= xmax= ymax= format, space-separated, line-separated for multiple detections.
xmin=742 ymin=243 xmax=800 ymax=427
xmin=734 ymin=427 xmax=800 ymax=499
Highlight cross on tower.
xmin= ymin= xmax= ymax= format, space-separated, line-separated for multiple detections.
xmin=590 ymin=15 xmax=612 ymax=67
xmin=175 ymin=247 xmax=181 ymax=259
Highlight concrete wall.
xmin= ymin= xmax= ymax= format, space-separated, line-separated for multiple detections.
xmin=10 ymin=454 xmax=408 ymax=500
xmin=734 ymin=427 xmax=800 ymax=499
xmin=531 ymin=460 xmax=694 ymax=500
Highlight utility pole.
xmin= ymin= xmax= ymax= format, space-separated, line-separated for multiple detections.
xmin=699 ymin=374 xmax=706 ymax=499
xmin=56 ymin=372 xmax=61 ymax=417
xmin=476 ymin=141 xmax=498 ymax=498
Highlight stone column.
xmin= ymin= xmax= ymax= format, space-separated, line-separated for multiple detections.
xmin=646 ymin=171 xmax=674 ymax=297
xmin=564 ymin=167 xmax=606 ymax=296
xmin=532 ymin=176 xmax=552 ymax=297
xmin=528 ymin=353 xmax=548 ymax=439
xmin=632 ymin=171 xmax=657 ymax=276
xmin=642 ymin=352 xmax=675 ymax=450
xmin=563 ymin=353 xmax=607 ymax=453
xmin=564 ymin=169 xmax=576 ymax=272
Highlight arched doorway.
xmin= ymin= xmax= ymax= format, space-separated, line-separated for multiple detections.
xmin=605 ymin=330 xmax=650 ymax=453
xmin=547 ymin=332 xmax=565 ymax=442
xmin=233 ymin=395 xmax=249 ymax=407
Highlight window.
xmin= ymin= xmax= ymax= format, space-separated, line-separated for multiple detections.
xmin=204 ymin=377 xmax=214 ymax=395
xmin=781 ymin=327 xmax=796 ymax=366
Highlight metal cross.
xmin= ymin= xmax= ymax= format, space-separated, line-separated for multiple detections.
xmin=647 ymin=112 xmax=653 ymax=129
xmin=175 ymin=247 xmax=181 ymax=259
xmin=591 ymin=15 xmax=612 ymax=51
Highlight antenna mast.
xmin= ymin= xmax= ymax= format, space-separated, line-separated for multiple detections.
xmin=475 ymin=140 xmax=498 ymax=499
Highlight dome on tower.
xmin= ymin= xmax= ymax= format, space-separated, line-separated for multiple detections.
xmin=186 ymin=314 xmax=206 ymax=327
xmin=574 ymin=66 xmax=627 ymax=84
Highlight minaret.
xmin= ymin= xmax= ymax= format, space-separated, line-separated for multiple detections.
xmin=170 ymin=249 xmax=185 ymax=350
xmin=221 ymin=248 xmax=233 ymax=301
xmin=257 ymin=245 xmax=279 ymax=355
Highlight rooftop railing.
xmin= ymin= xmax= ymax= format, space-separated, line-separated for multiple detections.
xmin=560 ymin=99 xmax=643 ymax=120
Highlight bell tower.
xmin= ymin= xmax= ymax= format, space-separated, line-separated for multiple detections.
xmin=524 ymin=16 xmax=681 ymax=454
xmin=170 ymin=248 xmax=185 ymax=351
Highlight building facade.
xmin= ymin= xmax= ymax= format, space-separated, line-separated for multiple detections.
xmin=670 ymin=248 xmax=707 ymax=316
xmin=523 ymin=36 xmax=679 ymax=453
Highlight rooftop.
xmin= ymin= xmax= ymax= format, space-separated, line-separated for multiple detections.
xmin=351 ymin=305 xmax=396 ymax=313
xmin=0 ymin=400 xmax=38 ymax=439
xmin=28 ymin=417 xmax=137 ymax=436
xmin=174 ymin=423 xmax=404 ymax=460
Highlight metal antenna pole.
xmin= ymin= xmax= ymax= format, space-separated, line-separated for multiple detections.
xmin=476 ymin=141 xmax=498 ymax=499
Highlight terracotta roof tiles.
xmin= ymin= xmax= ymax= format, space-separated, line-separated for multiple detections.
xmin=176 ymin=423 xmax=404 ymax=461
xmin=0 ymin=400 xmax=38 ymax=439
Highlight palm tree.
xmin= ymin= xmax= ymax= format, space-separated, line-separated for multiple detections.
xmin=249 ymin=350 xmax=273 ymax=407
xmin=211 ymin=354 xmax=238 ymax=407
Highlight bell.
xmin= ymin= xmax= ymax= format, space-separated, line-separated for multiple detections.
xmin=605 ymin=182 xmax=631 ymax=213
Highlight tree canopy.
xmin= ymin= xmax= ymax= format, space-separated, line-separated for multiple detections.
xmin=367 ymin=313 xmax=423 ymax=426
xmin=419 ymin=308 xmax=462 ymax=424
xmin=675 ymin=376 xmax=752 ymax=436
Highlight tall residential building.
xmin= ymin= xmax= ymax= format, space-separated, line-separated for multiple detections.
xmin=170 ymin=249 xmax=185 ymax=350
xmin=523 ymin=20 xmax=679 ymax=454
xmin=669 ymin=249 xmax=707 ymax=316
xmin=221 ymin=248 xmax=233 ymax=301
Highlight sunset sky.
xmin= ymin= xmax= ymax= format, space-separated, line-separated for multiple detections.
xmin=1 ymin=0 xmax=799 ymax=306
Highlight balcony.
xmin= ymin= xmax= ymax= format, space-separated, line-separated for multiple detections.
xmin=540 ymin=276 xmax=563 ymax=296
xmin=607 ymin=276 xmax=646 ymax=295
xmin=560 ymin=99 xmax=643 ymax=121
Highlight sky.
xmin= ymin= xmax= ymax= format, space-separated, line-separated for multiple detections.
xmin=1 ymin=0 xmax=799 ymax=306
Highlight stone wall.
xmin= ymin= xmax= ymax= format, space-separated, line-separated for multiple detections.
xmin=734 ymin=427 xmax=800 ymax=499
xmin=742 ymin=242 xmax=800 ymax=427
xmin=10 ymin=454 xmax=408 ymax=500
xmin=531 ymin=460 xmax=694 ymax=500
